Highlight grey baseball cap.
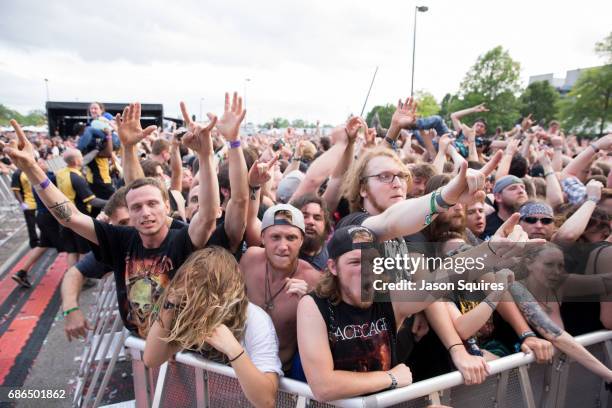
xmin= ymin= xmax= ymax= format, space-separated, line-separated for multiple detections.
xmin=261 ymin=203 xmax=305 ymax=234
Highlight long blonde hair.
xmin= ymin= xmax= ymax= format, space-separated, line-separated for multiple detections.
xmin=342 ymin=146 xmax=411 ymax=213
xmin=151 ymin=247 xmax=249 ymax=357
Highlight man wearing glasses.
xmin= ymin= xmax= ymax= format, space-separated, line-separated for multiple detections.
xmin=518 ymin=202 xmax=556 ymax=241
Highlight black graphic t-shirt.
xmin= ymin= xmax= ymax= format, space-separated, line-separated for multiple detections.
xmin=309 ymin=292 xmax=397 ymax=372
xmin=91 ymin=219 xmax=196 ymax=337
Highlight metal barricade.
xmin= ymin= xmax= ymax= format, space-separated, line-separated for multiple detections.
xmin=72 ymin=276 xmax=127 ymax=408
xmin=124 ymin=330 xmax=612 ymax=408
xmin=0 ymin=172 xmax=25 ymax=246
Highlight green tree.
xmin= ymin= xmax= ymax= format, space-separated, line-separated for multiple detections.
xmin=451 ymin=46 xmax=522 ymax=130
xmin=438 ymin=93 xmax=454 ymax=120
xmin=595 ymin=31 xmax=612 ymax=63
xmin=559 ymin=65 xmax=612 ymax=136
xmin=266 ymin=117 xmax=290 ymax=129
xmin=0 ymin=104 xmax=46 ymax=126
xmin=415 ymin=91 xmax=440 ymax=117
xmin=365 ymin=104 xmax=395 ymax=128
xmin=519 ymin=81 xmax=559 ymax=124
xmin=290 ymin=119 xmax=306 ymax=128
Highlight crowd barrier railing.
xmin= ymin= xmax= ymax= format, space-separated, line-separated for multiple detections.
xmin=124 ymin=330 xmax=612 ymax=408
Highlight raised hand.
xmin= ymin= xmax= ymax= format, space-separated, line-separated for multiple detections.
xmin=537 ymin=148 xmax=553 ymax=168
xmin=489 ymin=213 xmax=546 ymax=258
xmin=521 ymin=113 xmax=535 ymax=130
xmin=460 ymin=123 xmax=476 ymax=143
xmin=180 ymin=101 xmax=217 ymax=156
xmin=364 ymin=127 xmax=377 ymax=147
xmin=115 ymin=103 xmax=157 ymax=148
xmin=473 ymin=103 xmax=489 ymax=113
xmin=248 ymin=155 xmax=279 ymax=187
xmin=391 ymin=97 xmax=418 ymax=129
xmin=216 ymin=92 xmax=246 ymax=141
xmin=205 ymin=324 xmax=242 ymax=359
xmin=438 ymin=133 xmax=452 ymax=154
xmin=442 ymin=150 xmax=503 ymax=205
xmin=3 ymin=120 xmax=37 ymax=169
xmin=495 ymin=268 xmax=515 ymax=287
xmin=586 ymin=179 xmax=603 ymax=202
xmin=345 ymin=116 xmax=365 ymax=143
xmin=551 ymin=135 xmax=564 ymax=149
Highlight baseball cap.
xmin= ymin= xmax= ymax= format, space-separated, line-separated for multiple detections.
xmin=261 ymin=204 xmax=305 ymax=234
xmin=493 ymin=175 xmax=524 ymax=194
xmin=327 ymin=225 xmax=377 ymax=259
xmin=276 ymin=171 xmax=305 ymax=204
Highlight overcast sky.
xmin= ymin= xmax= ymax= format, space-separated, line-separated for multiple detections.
xmin=1 ymin=0 xmax=610 ymax=125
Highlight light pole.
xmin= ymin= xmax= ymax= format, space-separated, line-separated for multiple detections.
xmin=44 ymin=78 xmax=49 ymax=101
xmin=410 ymin=5 xmax=428 ymax=97
xmin=199 ymin=98 xmax=204 ymax=122
xmin=244 ymin=78 xmax=251 ymax=128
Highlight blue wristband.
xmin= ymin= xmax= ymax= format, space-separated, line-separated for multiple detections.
xmin=229 ymin=140 xmax=241 ymax=149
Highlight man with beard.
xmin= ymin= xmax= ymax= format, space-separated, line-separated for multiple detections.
xmin=240 ymin=204 xmax=321 ymax=372
xmin=290 ymin=193 xmax=331 ymax=271
xmin=481 ymin=175 xmax=528 ymax=240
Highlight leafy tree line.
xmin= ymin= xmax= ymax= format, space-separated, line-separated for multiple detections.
xmin=367 ymin=32 xmax=611 ymax=137
xmin=0 ymin=104 xmax=46 ymax=126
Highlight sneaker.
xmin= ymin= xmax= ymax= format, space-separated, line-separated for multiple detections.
xmin=12 ymin=270 xmax=32 ymax=288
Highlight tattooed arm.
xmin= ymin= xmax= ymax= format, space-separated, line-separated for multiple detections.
xmin=509 ymin=282 xmax=612 ymax=381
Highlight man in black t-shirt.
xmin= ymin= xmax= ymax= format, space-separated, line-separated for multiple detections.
xmin=5 ymin=99 xmax=241 ymax=338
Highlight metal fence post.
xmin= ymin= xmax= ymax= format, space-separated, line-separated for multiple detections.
xmin=518 ymin=365 xmax=536 ymax=408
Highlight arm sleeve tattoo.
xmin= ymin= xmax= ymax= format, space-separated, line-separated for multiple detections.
xmin=508 ymin=282 xmax=562 ymax=339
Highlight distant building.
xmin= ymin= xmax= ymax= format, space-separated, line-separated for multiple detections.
xmin=528 ymin=67 xmax=600 ymax=95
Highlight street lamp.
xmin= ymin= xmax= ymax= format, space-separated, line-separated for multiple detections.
xmin=410 ymin=5 xmax=428 ymax=97
xmin=244 ymin=78 xmax=251 ymax=127
xmin=44 ymin=78 xmax=49 ymax=101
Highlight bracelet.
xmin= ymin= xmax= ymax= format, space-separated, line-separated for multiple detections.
xmin=384 ymin=136 xmax=398 ymax=151
xmin=447 ymin=343 xmax=464 ymax=352
xmin=424 ymin=190 xmax=437 ymax=226
xmin=483 ymin=298 xmax=497 ymax=311
xmin=387 ymin=372 xmax=398 ymax=390
xmin=63 ymin=306 xmax=80 ymax=317
xmin=228 ymin=349 xmax=245 ymax=363
xmin=34 ymin=178 xmax=51 ymax=192
xmin=435 ymin=188 xmax=452 ymax=209
xmin=487 ymin=239 xmax=498 ymax=256
xmin=228 ymin=140 xmax=241 ymax=149
xmin=519 ymin=330 xmax=536 ymax=342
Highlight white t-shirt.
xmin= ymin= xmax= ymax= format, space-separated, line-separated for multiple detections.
xmin=242 ymin=303 xmax=283 ymax=376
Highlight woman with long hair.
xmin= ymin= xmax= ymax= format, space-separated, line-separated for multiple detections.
xmin=144 ymin=247 xmax=282 ymax=408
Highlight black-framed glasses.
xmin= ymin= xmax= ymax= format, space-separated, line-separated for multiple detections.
xmin=361 ymin=171 xmax=409 ymax=184
xmin=522 ymin=217 xmax=554 ymax=225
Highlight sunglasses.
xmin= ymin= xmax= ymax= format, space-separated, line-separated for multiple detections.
xmin=522 ymin=217 xmax=554 ymax=225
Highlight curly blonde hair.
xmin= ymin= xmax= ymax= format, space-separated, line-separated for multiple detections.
xmin=151 ymin=247 xmax=248 ymax=358
xmin=342 ymin=146 xmax=411 ymax=213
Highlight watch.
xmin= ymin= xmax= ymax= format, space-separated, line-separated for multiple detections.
xmin=387 ymin=372 xmax=397 ymax=390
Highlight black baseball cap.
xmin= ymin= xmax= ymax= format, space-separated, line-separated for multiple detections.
xmin=327 ymin=225 xmax=377 ymax=259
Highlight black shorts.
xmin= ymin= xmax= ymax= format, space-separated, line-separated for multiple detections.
xmin=36 ymin=211 xmax=63 ymax=251
xmin=60 ymin=226 xmax=91 ymax=254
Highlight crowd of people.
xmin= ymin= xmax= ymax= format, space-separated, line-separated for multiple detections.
xmin=1 ymin=94 xmax=611 ymax=406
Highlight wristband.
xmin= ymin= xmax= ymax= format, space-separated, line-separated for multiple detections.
xmin=228 ymin=140 xmax=241 ymax=149
xmin=34 ymin=177 xmax=51 ymax=192
xmin=435 ymin=188 xmax=452 ymax=209
xmin=424 ymin=190 xmax=437 ymax=226
xmin=483 ymin=298 xmax=497 ymax=310
xmin=447 ymin=343 xmax=463 ymax=352
xmin=386 ymin=372 xmax=398 ymax=390
xmin=228 ymin=349 xmax=245 ymax=363
xmin=63 ymin=306 xmax=80 ymax=317
xmin=519 ymin=330 xmax=536 ymax=342
xmin=384 ymin=136 xmax=398 ymax=151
